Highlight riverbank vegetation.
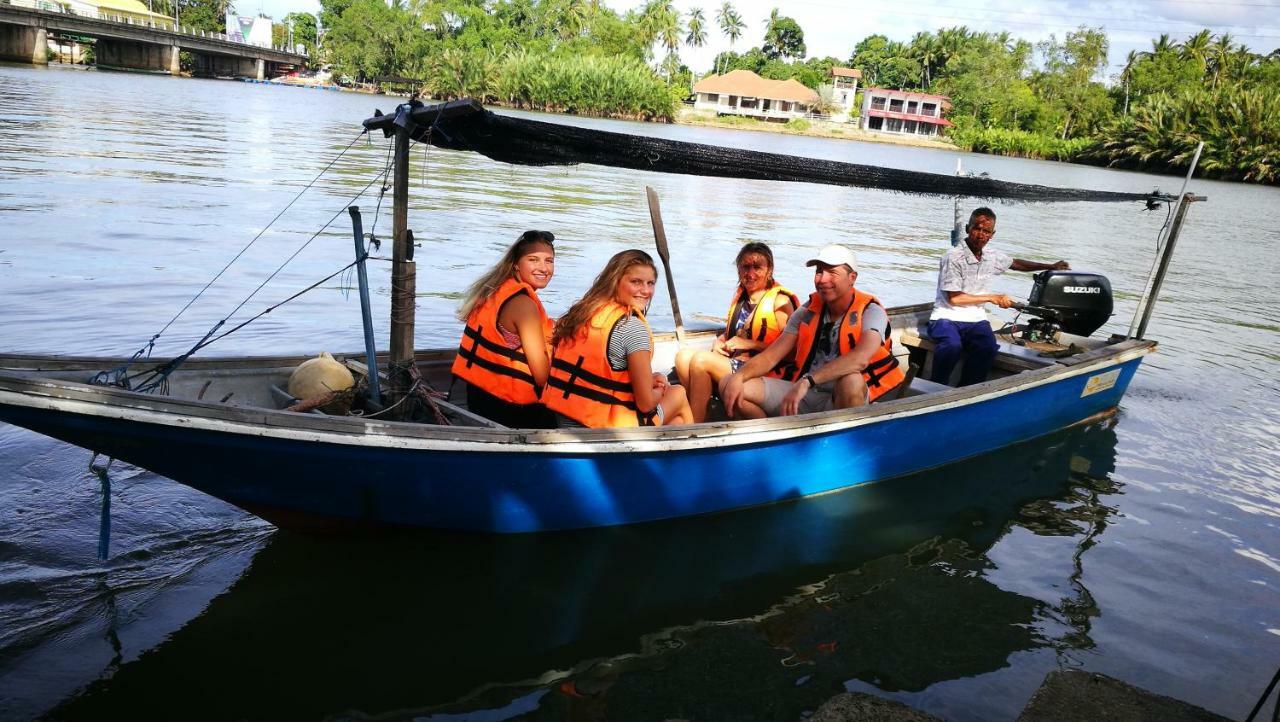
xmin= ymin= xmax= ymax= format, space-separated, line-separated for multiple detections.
xmin=310 ymin=0 xmax=1277 ymax=183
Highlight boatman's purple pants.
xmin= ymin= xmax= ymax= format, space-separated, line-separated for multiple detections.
xmin=927 ymin=319 xmax=999 ymax=387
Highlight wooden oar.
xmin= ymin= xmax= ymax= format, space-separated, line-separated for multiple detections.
xmin=645 ymin=186 xmax=686 ymax=346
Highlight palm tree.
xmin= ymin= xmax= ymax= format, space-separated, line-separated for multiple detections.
xmin=686 ymin=7 xmax=707 ymax=49
xmin=560 ymin=0 xmax=589 ymax=40
xmin=1119 ymin=49 xmax=1140 ymax=115
xmin=1180 ymin=29 xmax=1212 ymax=75
xmin=1150 ymin=33 xmax=1175 ymax=56
xmin=716 ymin=1 xmax=744 ymax=75
xmin=910 ymin=31 xmax=938 ymax=89
xmin=1209 ymin=33 xmax=1235 ymax=87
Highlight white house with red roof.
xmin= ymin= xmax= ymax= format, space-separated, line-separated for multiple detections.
xmin=692 ymin=69 xmax=819 ymax=121
xmin=859 ymin=88 xmax=953 ymax=137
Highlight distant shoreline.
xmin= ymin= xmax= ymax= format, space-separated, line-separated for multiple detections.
xmin=673 ymin=109 xmax=957 ymax=151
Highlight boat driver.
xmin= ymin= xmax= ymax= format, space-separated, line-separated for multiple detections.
xmin=928 ymin=207 xmax=1069 ymax=386
xmin=719 ymin=244 xmax=905 ymax=418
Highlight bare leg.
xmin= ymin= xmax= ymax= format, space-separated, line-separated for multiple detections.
xmin=719 ymin=376 xmax=769 ymax=419
xmin=832 ymin=373 xmax=870 ymax=409
xmin=659 ymin=384 xmax=693 ymax=425
xmin=674 ymin=347 xmax=697 ymax=387
xmin=687 ymin=351 xmax=733 ymax=423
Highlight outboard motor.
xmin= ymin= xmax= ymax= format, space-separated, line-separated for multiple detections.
xmin=1015 ymin=270 xmax=1113 ymax=342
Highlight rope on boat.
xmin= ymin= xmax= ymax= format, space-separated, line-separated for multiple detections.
xmin=147 ymin=130 xmax=371 ymax=349
xmin=127 ymin=257 xmax=364 ymax=391
xmin=126 ymin=154 xmax=396 ymax=392
xmin=92 ymin=130 xmax=379 ymax=391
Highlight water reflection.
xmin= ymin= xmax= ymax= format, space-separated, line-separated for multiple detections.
xmin=42 ymin=421 xmax=1120 ymax=720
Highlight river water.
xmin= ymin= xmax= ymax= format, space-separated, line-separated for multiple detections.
xmin=0 ymin=63 xmax=1277 ymax=721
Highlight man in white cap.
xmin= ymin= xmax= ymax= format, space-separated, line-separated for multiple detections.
xmin=720 ymin=244 xmax=905 ymax=418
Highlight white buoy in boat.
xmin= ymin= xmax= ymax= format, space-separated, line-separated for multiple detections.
xmin=288 ymin=352 xmax=355 ymax=402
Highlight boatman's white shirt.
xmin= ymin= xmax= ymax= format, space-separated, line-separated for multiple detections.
xmin=930 ymin=243 xmax=1013 ymax=323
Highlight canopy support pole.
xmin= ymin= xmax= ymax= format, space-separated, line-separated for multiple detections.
xmin=1127 ymin=142 xmax=1204 ymax=340
xmin=645 ymin=187 xmax=686 ymax=346
xmin=951 ymin=158 xmax=964 ymax=247
xmin=389 ymin=111 xmax=415 ymax=368
xmin=347 ymin=206 xmax=381 ymax=405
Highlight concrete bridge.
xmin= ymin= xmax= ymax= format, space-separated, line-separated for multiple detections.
xmin=0 ymin=2 xmax=307 ymax=78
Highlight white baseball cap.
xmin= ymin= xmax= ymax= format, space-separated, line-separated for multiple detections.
xmin=805 ymin=244 xmax=858 ymax=273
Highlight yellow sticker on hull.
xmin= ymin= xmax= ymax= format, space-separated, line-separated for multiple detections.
xmin=1081 ymin=368 xmax=1121 ymax=397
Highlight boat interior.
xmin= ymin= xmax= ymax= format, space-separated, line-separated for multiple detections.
xmin=2 ymin=303 xmax=1120 ymax=430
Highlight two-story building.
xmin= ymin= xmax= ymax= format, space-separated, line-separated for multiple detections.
xmin=691 ymin=69 xmax=819 ymax=122
xmin=860 ymin=88 xmax=952 ymax=137
xmin=829 ymin=66 xmax=861 ymax=122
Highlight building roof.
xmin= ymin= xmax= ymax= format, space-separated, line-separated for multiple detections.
xmin=692 ymin=70 xmax=819 ymax=104
xmin=830 ymin=67 xmax=862 ymax=79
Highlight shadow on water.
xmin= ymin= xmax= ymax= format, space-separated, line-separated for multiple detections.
xmin=41 ymin=419 xmax=1121 ymax=721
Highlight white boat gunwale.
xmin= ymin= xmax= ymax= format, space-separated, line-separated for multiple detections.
xmin=0 ymin=336 xmax=1155 ymax=454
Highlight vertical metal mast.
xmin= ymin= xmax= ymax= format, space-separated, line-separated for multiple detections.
xmin=1127 ymin=142 xmax=1205 ymax=339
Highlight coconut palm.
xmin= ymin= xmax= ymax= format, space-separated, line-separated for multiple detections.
xmin=1209 ymin=33 xmax=1235 ymax=87
xmin=910 ymin=31 xmax=939 ymax=89
xmin=1119 ymin=48 xmax=1140 ymax=115
xmin=1149 ymin=33 xmax=1175 ymax=56
xmin=1180 ymin=29 xmax=1212 ymax=72
xmin=716 ymin=1 xmax=744 ymax=75
xmin=686 ymin=7 xmax=707 ymax=49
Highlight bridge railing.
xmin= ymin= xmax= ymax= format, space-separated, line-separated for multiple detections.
xmin=0 ymin=0 xmax=306 ymax=56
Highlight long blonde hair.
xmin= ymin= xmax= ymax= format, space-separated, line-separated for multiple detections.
xmin=552 ymin=249 xmax=656 ymax=347
xmin=456 ymin=231 xmax=555 ymax=322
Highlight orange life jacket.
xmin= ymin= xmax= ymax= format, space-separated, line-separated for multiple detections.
xmin=724 ymin=284 xmax=800 ymax=345
xmin=790 ymin=289 xmax=905 ymax=402
xmin=451 ymin=277 xmax=554 ymax=406
xmin=544 ymin=302 xmax=656 ymax=428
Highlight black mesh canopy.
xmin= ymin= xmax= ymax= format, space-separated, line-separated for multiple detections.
xmin=364 ymin=99 xmax=1164 ymax=204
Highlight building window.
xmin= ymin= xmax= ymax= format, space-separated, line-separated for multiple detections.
xmin=904 ymin=120 xmax=918 ymax=134
xmin=703 ymin=93 xmax=719 ymax=103
xmin=868 ymin=117 xmax=884 ymax=130
xmin=870 ymin=96 xmax=886 ymax=111
xmin=918 ymin=123 xmax=934 ymax=135
xmin=888 ymin=99 xmax=904 ymax=112
xmin=906 ymin=101 xmax=918 ymax=114
xmin=886 ymin=118 xmax=903 ymax=132
xmin=728 ymin=95 xmax=738 ymax=106
xmin=922 ymin=102 xmax=937 ymax=116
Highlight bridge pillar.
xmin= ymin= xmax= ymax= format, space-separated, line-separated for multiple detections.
xmin=31 ymin=27 xmax=47 ymax=65
xmin=0 ymin=25 xmax=48 ymax=65
xmin=255 ymin=58 xmax=264 ymax=80
xmin=169 ymin=44 xmax=180 ymax=75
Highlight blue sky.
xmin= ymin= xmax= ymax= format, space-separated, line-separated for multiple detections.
xmin=245 ymin=0 xmax=1280 ymax=77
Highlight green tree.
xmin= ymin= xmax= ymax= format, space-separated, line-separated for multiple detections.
xmin=1036 ymin=26 xmax=1109 ymax=138
xmin=175 ymin=0 xmax=233 ymax=34
xmin=762 ymin=14 xmax=804 ymax=59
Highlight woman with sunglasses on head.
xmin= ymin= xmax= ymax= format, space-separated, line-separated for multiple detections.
xmin=452 ymin=230 xmax=558 ymax=428
xmin=674 ymin=242 xmax=798 ymax=422
xmin=544 ymin=249 xmax=692 ymax=428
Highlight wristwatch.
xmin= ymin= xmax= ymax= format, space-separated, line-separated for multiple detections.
xmin=803 ymin=373 xmax=816 ymax=388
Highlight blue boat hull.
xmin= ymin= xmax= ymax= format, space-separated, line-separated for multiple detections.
xmin=0 ymin=355 xmax=1145 ymax=533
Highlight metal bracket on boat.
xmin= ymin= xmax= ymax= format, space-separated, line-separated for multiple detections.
xmin=88 ymin=452 xmax=114 ymax=560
